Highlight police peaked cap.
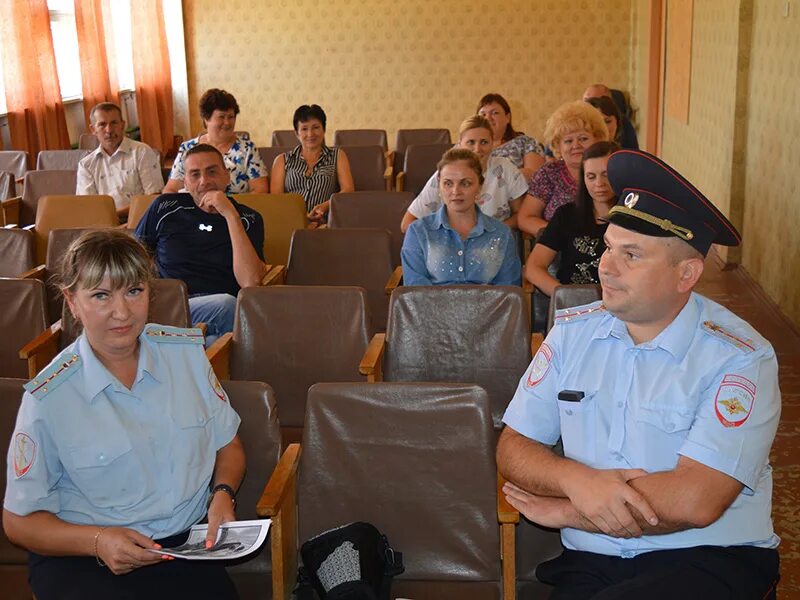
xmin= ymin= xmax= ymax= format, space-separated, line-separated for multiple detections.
xmin=605 ymin=150 xmax=741 ymax=256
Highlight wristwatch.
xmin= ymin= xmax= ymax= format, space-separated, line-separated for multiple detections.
xmin=208 ymin=483 xmax=237 ymax=509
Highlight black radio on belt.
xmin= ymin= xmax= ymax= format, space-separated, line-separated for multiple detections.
xmin=558 ymin=390 xmax=585 ymax=402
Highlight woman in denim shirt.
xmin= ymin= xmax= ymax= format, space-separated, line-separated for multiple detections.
xmin=401 ymin=148 xmax=521 ymax=286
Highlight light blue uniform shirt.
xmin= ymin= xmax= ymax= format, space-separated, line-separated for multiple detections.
xmin=5 ymin=324 xmax=241 ymax=539
xmin=401 ymin=205 xmax=521 ymax=286
xmin=503 ymin=293 xmax=780 ymax=557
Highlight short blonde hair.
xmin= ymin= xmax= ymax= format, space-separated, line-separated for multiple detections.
xmin=437 ymin=148 xmax=485 ymax=186
xmin=58 ymin=230 xmax=155 ymax=295
xmin=544 ymin=101 xmax=609 ymax=158
xmin=458 ymin=115 xmax=493 ymax=140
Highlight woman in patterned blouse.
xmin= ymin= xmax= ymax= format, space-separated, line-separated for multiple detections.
xmin=270 ymin=104 xmax=354 ymax=224
xmin=477 ymin=93 xmax=546 ymax=180
xmin=165 ymin=89 xmax=267 ymax=194
xmin=517 ymin=101 xmax=609 ymax=237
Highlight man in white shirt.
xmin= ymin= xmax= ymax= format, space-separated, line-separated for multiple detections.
xmin=76 ymin=102 xmax=164 ymax=212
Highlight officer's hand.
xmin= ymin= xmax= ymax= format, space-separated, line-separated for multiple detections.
xmin=198 ymin=191 xmax=236 ymax=219
xmin=95 ymin=526 xmax=170 ymax=575
xmin=503 ymin=482 xmax=571 ymax=529
xmin=205 ymin=491 xmax=236 ymax=549
xmin=563 ymin=468 xmax=658 ymax=538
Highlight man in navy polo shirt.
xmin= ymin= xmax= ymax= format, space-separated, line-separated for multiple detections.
xmin=135 ymin=144 xmax=265 ymax=345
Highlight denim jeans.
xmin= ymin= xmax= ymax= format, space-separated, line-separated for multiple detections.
xmin=189 ymin=293 xmax=236 ymax=347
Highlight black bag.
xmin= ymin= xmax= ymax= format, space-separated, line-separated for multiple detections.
xmin=294 ymin=521 xmax=404 ymax=600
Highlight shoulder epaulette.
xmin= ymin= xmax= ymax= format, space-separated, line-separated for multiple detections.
xmin=24 ymin=351 xmax=82 ymax=400
xmin=144 ymin=324 xmax=204 ymax=344
xmin=554 ymin=301 xmax=607 ymax=325
xmin=701 ymin=320 xmax=758 ymax=353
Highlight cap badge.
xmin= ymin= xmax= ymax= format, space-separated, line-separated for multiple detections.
xmin=624 ymin=192 xmax=639 ymax=209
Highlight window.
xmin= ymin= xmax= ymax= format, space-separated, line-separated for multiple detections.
xmin=109 ymin=0 xmax=135 ymax=91
xmin=48 ymin=0 xmax=83 ymax=101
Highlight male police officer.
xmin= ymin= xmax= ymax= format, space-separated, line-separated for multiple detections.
xmin=498 ymin=150 xmax=780 ymax=599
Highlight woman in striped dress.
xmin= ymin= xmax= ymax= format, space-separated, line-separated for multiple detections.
xmin=270 ymin=104 xmax=354 ymax=224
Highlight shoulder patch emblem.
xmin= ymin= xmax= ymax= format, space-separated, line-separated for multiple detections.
xmin=554 ymin=302 xmax=606 ymax=324
xmin=145 ymin=324 xmax=204 ymax=345
xmin=24 ymin=353 xmax=82 ymax=400
xmin=702 ymin=321 xmax=756 ymax=353
xmin=207 ymin=366 xmax=226 ymax=402
xmin=526 ymin=343 xmax=553 ymax=389
xmin=714 ymin=374 xmax=756 ymax=428
xmin=13 ymin=433 xmax=36 ymax=478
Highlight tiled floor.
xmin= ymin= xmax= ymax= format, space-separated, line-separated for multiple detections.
xmin=696 ymin=252 xmax=799 ymax=597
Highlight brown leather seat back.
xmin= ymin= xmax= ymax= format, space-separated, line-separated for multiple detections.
xmin=286 ymin=229 xmax=392 ymax=331
xmin=0 ymin=170 xmax=16 ymax=202
xmin=328 ymin=191 xmax=413 ymax=268
xmin=337 ymin=145 xmax=386 ymax=191
xmin=256 ymin=146 xmax=293 ymax=174
xmin=231 ymin=286 xmax=370 ymax=429
xmin=299 ymin=382 xmax=500 ymax=583
xmin=35 ymin=195 xmax=119 ymax=264
xmin=0 ymin=279 xmax=48 ymax=378
xmin=222 ymin=380 xmax=280 ymax=592
xmin=46 ymin=228 xmax=101 ymax=325
xmin=546 ymin=283 xmax=602 ymax=333
xmin=384 ymin=286 xmax=531 ymax=429
xmin=0 ymin=150 xmax=28 ymax=179
xmin=0 ymin=228 xmax=35 ymax=277
xmin=393 ymin=128 xmax=452 ymax=175
xmin=126 ymin=194 xmax=159 ymax=230
xmin=402 ymin=143 xmax=453 ymax=196
xmin=79 ymin=133 xmax=100 ymax=150
xmin=36 ymin=149 xmax=89 ymax=170
xmin=333 ymin=129 xmax=388 ymax=151
xmin=61 ymin=278 xmax=191 ymax=349
xmin=271 ymin=130 xmax=297 ymax=147
xmin=20 ymin=170 xmax=78 ymax=226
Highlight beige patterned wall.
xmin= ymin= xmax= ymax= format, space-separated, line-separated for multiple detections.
xmin=183 ymin=0 xmax=635 ymax=149
xmin=742 ymin=0 xmax=800 ymax=324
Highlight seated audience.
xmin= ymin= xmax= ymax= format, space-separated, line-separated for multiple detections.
xmin=583 ymin=83 xmax=640 ymax=150
xmin=270 ymin=104 xmax=354 ymax=224
xmin=476 ymin=93 xmax=546 ymax=179
xmin=525 ymin=141 xmax=619 ymax=296
xmin=3 ymin=230 xmax=244 ymax=599
xmin=135 ymin=144 xmax=265 ymax=345
xmin=76 ymin=102 xmax=164 ymax=212
xmin=401 ymin=148 xmax=521 ymax=286
xmin=517 ymin=101 xmax=608 ymax=237
xmin=165 ymin=88 xmax=267 ymax=194
xmin=401 ymin=115 xmax=530 ymax=233
xmin=586 ymin=96 xmax=622 ymax=146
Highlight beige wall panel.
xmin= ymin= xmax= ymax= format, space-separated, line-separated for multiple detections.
xmin=742 ymin=0 xmax=800 ymax=325
xmin=183 ymin=0 xmax=634 ymax=149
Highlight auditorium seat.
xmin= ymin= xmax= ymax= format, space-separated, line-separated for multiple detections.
xmin=0 ymin=170 xmax=16 ymax=201
xmin=19 ymin=170 xmax=78 ymax=226
xmin=221 ymin=380 xmax=281 ymax=599
xmin=0 ymin=279 xmax=48 ymax=378
xmin=36 ymin=149 xmax=89 ymax=170
xmin=267 ymin=228 xmax=394 ymax=331
xmin=337 ymin=145 xmax=392 ymax=191
xmin=546 ymin=283 xmax=602 ymax=333
xmin=206 ymin=286 xmax=371 ymax=445
xmin=328 ymin=191 xmax=413 ymax=267
xmin=0 ymin=378 xmax=34 ymax=600
xmin=333 ymin=129 xmax=388 ymax=150
xmin=393 ymin=128 xmax=451 ymax=177
xmin=232 ymin=193 xmax=308 ymax=265
xmin=396 ymin=142 xmax=453 ymax=196
xmin=270 ymin=130 xmax=297 ymax=147
xmin=0 ymin=150 xmax=28 ymax=181
xmin=78 ymin=133 xmax=99 ymax=150
xmin=360 ymin=285 xmax=532 ymax=429
xmin=125 ymin=193 xmax=160 ymax=230
xmin=0 ymin=228 xmax=35 ymax=277
xmin=259 ymin=381 xmax=518 ymax=599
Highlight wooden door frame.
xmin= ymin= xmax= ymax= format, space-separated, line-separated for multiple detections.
xmin=646 ymin=0 xmax=666 ymax=155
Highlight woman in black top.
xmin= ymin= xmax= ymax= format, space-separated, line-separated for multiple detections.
xmin=524 ymin=141 xmax=619 ymax=296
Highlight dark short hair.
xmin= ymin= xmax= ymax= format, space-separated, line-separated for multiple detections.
xmin=292 ymin=104 xmax=327 ymax=132
xmin=476 ymin=93 xmax=521 ymax=142
xmin=586 ymin=96 xmax=622 ymax=142
xmin=90 ymin=102 xmax=123 ymax=123
xmin=199 ymin=89 xmax=240 ymax=121
xmin=574 ymin=141 xmax=620 ymax=233
xmin=184 ymin=143 xmax=226 ymax=168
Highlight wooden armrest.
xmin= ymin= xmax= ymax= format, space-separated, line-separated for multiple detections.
xmin=359 ymin=333 xmax=386 ymax=382
xmin=385 ymin=265 xmax=402 ymax=295
xmin=19 ymin=264 xmax=46 ymax=280
xmin=531 ymin=332 xmax=544 ymax=356
xmin=256 ymin=443 xmax=301 ymax=518
xmin=19 ymin=321 xmax=63 ymax=379
xmin=261 ymin=264 xmax=286 ymax=286
xmin=497 ymin=473 xmax=520 ymax=524
xmin=383 ymin=164 xmax=394 ymax=191
xmin=196 ymin=322 xmax=207 ymax=337
xmin=206 ymin=332 xmax=233 ymax=380
xmin=395 ymin=171 xmax=405 ymax=192
xmin=1 ymin=196 xmax=21 ymax=226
